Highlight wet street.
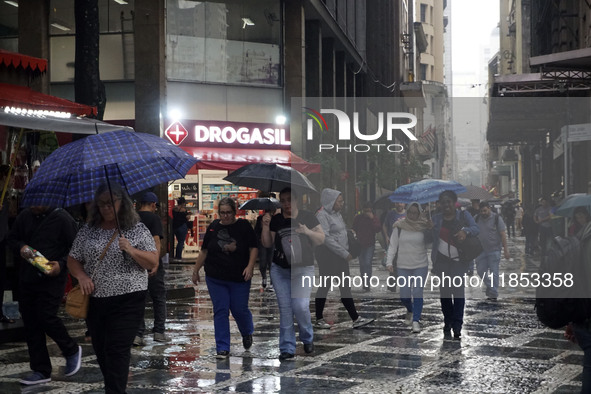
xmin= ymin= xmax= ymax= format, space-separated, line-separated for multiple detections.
xmin=0 ymin=235 xmax=585 ymax=393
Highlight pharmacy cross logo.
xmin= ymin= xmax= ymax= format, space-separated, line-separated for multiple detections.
xmin=304 ymin=107 xmax=418 ymax=153
xmin=165 ymin=121 xmax=189 ymax=145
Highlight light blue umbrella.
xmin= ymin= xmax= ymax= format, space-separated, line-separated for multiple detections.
xmin=555 ymin=194 xmax=591 ymax=218
xmin=389 ymin=179 xmax=466 ymax=205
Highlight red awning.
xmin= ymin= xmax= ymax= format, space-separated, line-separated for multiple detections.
xmin=184 ymin=147 xmax=321 ymax=174
xmin=0 ymin=49 xmax=47 ymax=73
xmin=0 ymin=83 xmax=97 ymax=117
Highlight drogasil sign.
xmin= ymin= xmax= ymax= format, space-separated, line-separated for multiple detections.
xmin=165 ymin=120 xmax=290 ymax=148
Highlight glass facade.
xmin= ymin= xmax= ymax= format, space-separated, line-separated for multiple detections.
xmin=166 ymin=0 xmax=282 ymax=87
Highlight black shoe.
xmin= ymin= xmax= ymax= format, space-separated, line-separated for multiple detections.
xmin=243 ymin=334 xmax=253 ymax=350
xmin=216 ymin=350 xmax=230 ymax=359
xmin=303 ymin=343 xmax=314 ymax=354
xmin=453 ymin=329 xmax=461 ymax=340
xmin=279 ymin=352 xmax=295 ymax=361
xmin=443 ymin=324 xmax=451 ymax=334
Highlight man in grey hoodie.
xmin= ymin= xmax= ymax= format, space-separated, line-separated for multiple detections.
xmin=314 ymin=188 xmax=374 ymax=329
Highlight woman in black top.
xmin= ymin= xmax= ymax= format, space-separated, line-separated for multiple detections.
xmin=172 ymin=197 xmax=191 ymax=260
xmin=191 ymin=198 xmax=257 ymax=358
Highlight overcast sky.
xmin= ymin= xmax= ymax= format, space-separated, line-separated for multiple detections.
xmin=451 ymin=0 xmax=500 ymax=96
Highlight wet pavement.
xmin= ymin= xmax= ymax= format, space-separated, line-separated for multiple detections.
xmin=0 ymin=235 xmax=585 ymax=393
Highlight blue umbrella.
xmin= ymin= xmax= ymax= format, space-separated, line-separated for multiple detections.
xmin=22 ymin=130 xmax=198 ymax=208
xmin=389 ymin=179 xmax=466 ymax=204
xmin=555 ymin=194 xmax=591 ymax=218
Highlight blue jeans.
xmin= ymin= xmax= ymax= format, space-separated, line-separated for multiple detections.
xmin=270 ymin=263 xmax=314 ymax=354
xmin=205 ymin=276 xmax=253 ymax=352
xmin=174 ymin=223 xmax=188 ymax=259
xmin=476 ymin=250 xmax=501 ymax=298
xmin=398 ymin=266 xmax=428 ymax=323
xmin=358 ymin=245 xmax=375 ymax=283
xmin=574 ymin=322 xmax=591 ymax=393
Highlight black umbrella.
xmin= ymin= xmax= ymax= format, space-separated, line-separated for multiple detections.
xmin=239 ymin=197 xmax=281 ymax=211
xmin=458 ymin=185 xmax=495 ymax=201
xmin=224 ymin=163 xmax=317 ymax=193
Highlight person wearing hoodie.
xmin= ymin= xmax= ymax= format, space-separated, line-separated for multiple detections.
xmin=314 ymin=188 xmax=374 ymax=329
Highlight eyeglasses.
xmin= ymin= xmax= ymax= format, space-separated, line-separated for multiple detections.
xmin=97 ymin=199 xmax=120 ymax=209
xmin=219 ymin=210 xmax=234 ymax=216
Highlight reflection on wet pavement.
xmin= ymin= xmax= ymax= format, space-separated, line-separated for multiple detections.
xmin=0 ymin=236 xmax=586 ymax=392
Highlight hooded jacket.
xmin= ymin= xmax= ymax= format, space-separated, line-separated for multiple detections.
xmin=316 ymin=188 xmax=349 ymax=259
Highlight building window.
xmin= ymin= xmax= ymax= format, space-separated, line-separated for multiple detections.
xmin=48 ymin=0 xmax=136 ymax=82
xmin=420 ymin=64 xmax=427 ymax=80
xmin=420 ymin=4 xmax=427 ymax=22
xmin=166 ymin=0 xmax=281 ymax=87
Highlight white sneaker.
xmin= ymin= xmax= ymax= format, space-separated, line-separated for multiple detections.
xmin=405 ymin=312 xmax=413 ymax=326
xmin=352 ymin=316 xmax=375 ymax=329
xmin=412 ymin=321 xmax=421 ymax=333
xmin=314 ymin=318 xmax=331 ymax=329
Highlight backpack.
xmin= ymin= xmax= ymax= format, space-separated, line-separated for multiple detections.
xmin=535 ymin=234 xmax=591 ymax=329
xmin=276 ymin=227 xmax=303 ymax=267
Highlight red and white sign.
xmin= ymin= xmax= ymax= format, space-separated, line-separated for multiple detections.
xmin=165 ymin=121 xmax=189 ymax=145
xmin=165 ymin=120 xmax=291 ymax=149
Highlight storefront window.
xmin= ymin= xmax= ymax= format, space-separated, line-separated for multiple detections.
xmin=49 ymin=0 xmax=135 ymax=82
xmin=166 ymin=0 xmax=281 ymax=87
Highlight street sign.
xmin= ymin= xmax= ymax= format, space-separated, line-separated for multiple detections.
xmin=562 ymin=123 xmax=591 ymax=143
xmin=165 ymin=121 xmax=189 ymax=145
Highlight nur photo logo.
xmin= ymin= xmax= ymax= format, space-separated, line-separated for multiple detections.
xmin=304 ymin=108 xmax=418 ymax=153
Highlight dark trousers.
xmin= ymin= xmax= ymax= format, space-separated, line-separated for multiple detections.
xmin=539 ymin=225 xmax=553 ymax=257
xmin=19 ymin=279 xmax=78 ymax=377
xmin=258 ymin=245 xmax=273 ymax=282
xmin=433 ymin=254 xmax=469 ymax=332
xmin=173 ymin=224 xmax=188 ymax=259
xmin=314 ymin=245 xmax=359 ymax=322
xmin=138 ymin=265 xmax=167 ymax=336
xmin=88 ymin=291 xmax=146 ymax=394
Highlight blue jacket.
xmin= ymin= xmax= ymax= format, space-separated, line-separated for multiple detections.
xmin=431 ymin=209 xmax=479 ymax=264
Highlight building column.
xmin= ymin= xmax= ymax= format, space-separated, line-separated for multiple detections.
xmin=18 ymin=0 xmax=49 ymax=92
xmin=284 ymin=0 xmax=305 ymax=156
xmin=134 ymin=0 xmax=168 ymax=249
xmin=134 ymin=0 xmax=165 ymax=137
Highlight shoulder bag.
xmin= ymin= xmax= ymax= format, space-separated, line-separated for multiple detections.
xmin=66 ymin=231 xmax=117 ymax=319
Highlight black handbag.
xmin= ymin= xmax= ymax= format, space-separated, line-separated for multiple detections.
xmin=453 ymin=210 xmax=484 ymax=262
xmin=456 ymin=235 xmax=483 ymax=262
xmin=347 ymin=229 xmax=362 ymax=258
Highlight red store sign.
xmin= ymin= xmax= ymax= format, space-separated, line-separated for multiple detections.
xmin=165 ymin=119 xmax=290 ymax=149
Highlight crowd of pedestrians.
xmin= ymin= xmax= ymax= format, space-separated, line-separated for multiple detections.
xmin=5 ymin=180 xmax=591 ymax=393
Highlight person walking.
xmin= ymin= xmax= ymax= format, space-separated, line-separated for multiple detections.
xmin=255 ymin=208 xmax=275 ymax=292
xmin=172 ymin=197 xmax=191 ymax=261
xmin=191 ymin=197 xmax=257 ymax=359
xmin=474 ymin=201 xmax=510 ymax=300
xmin=515 ymin=203 xmax=524 ymax=236
xmin=385 ymin=202 xmax=432 ymax=333
xmin=0 ymin=165 xmax=14 ymax=324
xmin=68 ymin=183 xmax=159 ymax=394
xmin=431 ymin=190 xmax=479 ymax=340
xmin=522 ymin=205 xmax=538 ymax=256
xmin=568 ymin=207 xmax=591 ymax=237
xmin=353 ymin=202 xmax=381 ymax=291
xmin=8 ymin=205 xmax=82 ymax=386
xmin=534 ymin=196 xmax=553 ymax=257
xmin=261 ymin=187 xmax=324 ymax=360
xmin=134 ymin=192 xmax=170 ymax=346
xmin=502 ymin=201 xmax=516 ymax=238
xmin=314 ymin=188 xmax=374 ymax=330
